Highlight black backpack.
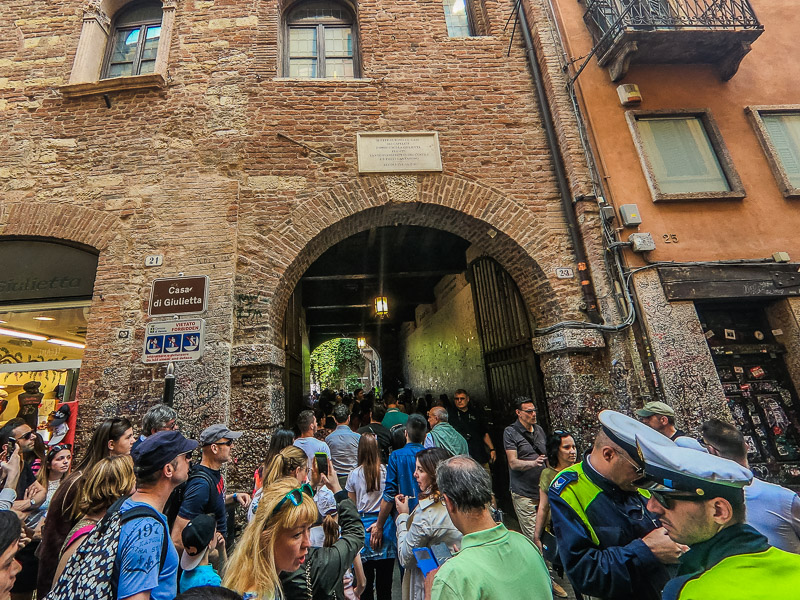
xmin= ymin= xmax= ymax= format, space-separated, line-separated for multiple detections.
xmin=163 ymin=465 xmax=217 ymax=529
xmin=45 ymin=496 xmax=169 ymax=600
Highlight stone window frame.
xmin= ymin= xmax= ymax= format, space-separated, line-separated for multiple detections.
xmin=625 ymin=108 xmax=746 ymax=203
xmin=281 ymin=0 xmax=361 ymax=80
xmin=59 ymin=0 xmax=177 ymax=98
xmin=746 ymin=105 xmax=800 ymax=200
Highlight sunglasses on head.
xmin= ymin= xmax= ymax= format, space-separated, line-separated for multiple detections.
xmin=271 ymin=483 xmax=314 ymax=518
xmin=48 ymin=444 xmax=72 ymax=458
xmin=650 ymin=490 xmax=705 ymax=510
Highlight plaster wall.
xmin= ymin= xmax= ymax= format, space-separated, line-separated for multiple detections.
xmin=400 ymin=274 xmax=488 ymax=402
xmin=547 ymin=0 xmax=800 ymax=264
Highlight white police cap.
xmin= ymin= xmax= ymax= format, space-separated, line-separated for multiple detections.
xmin=636 ymin=434 xmax=753 ymax=503
xmin=598 ymin=410 xmax=673 ymax=463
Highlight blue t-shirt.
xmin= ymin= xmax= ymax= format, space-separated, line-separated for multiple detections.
xmin=180 ymin=564 xmax=222 ymax=592
xmin=382 ymin=442 xmax=423 ymax=512
xmin=178 ymin=466 xmax=227 ymax=536
xmin=116 ymin=499 xmax=179 ymax=600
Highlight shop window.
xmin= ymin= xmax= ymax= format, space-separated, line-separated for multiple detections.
xmin=747 ymin=107 xmax=800 ymax=199
xmin=284 ymin=1 xmax=358 ymax=78
xmin=698 ymin=303 xmax=800 ymax=485
xmin=102 ymin=2 xmax=163 ymax=79
xmin=0 ymin=240 xmax=97 ymax=442
xmin=442 ymin=0 xmax=473 ymax=37
xmin=626 ymin=110 xmax=745 ymax=202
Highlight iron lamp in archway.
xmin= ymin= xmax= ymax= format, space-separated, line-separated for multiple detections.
xmin=374 ymin=296 xmax=389 ymax=318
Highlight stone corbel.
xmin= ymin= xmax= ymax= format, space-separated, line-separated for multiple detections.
xmin=718 ymin=41 xmax=752 ymax=82
xmin=599 ymin=40 xmax=638 ymax=82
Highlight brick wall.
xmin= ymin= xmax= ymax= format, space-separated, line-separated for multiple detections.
xmin=0 ymin=0 xmax=631 ymax=482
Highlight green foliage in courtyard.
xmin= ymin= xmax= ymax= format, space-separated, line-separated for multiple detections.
xmin=310 ymin=338 xmax=366 ymax=392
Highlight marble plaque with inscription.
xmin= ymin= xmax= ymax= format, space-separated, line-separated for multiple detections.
xmin=357 ymin=132 xmax=443 ymax=173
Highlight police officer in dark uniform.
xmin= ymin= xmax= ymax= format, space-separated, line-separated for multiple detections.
xmin=637 ymin=435 xmax=800 ymax=600
xmin=548 ymin=411 xmax=684 ymax=600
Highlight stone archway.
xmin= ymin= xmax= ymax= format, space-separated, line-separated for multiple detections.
xmin=233 ymin=172 xmax=586 ymax=364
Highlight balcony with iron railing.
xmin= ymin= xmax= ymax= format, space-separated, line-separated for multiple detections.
xmin=582 ymin=0 xmax=763 ymax=81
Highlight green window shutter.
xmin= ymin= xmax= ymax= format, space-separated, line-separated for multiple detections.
xmin=638 ymin=116 xmax=729 ymax=195
xmin=763 ymin=114 xmax=800 ymax=189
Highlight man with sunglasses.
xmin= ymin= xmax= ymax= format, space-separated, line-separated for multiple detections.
xmin=172 ymin=424 xmax=251 ymax=554
xmin=0 ymin=418 xmax=44 ymax=512
xmin=637 ymin=434 xmax=800 ymax=600
xmin=503 ymin=397 xmax=547 ymax=545
xmin=548 ymin=410 xmax=683 ymax=600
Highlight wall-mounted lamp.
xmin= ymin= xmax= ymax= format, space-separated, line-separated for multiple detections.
xmin=357 ymin=337 xmax=366 ymax=349
xmin=374 ymin=296 xmax=389 ymax=318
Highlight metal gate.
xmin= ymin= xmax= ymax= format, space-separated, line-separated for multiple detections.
xmin=469 ymin=256 xmax=546 ymax=427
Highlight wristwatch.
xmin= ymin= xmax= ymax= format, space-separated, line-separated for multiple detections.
xmin=29 ymin=498 xmax=36 ymax=507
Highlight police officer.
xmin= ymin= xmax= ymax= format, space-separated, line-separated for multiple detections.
xmin=636 ymin=435 xmax=800 ymax=599
xmin=548 ymin=410 xmax=683 ymax=600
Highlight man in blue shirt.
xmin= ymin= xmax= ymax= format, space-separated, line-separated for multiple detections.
xmin=368 ymin=413 xmax=426 ymax=550
xmin=172 ymin=424 xmax=251 ymax=553
xmin=294 ymin=410 xmax=332 ymax=466
xmin=325 ymin=404 xmax=361 ymax=487
xmin=120 ymin=430 xmax=199 ymax=600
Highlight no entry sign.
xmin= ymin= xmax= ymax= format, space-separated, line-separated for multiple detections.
xmin=149 ymin=276 xmax=208 ymax=317
xmin=142 ymin=319 xmax=205 ymax=363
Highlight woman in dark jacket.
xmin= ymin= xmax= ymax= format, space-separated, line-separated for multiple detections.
xmin=280 ymin=463 xmax=365 ymax=600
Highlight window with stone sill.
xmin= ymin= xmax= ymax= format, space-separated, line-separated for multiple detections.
xmin=626 ymin=110 xmax=745 ymax=202
xmin=101 ymin=1 xmax=163 ymax=79
xmin=747 ymin=107 xmax=800 ymax=199
xmin=284 ymin=0 xmax=359 ymax=79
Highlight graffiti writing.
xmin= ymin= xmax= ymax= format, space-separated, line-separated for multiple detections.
xmin=235 ymin=293 xmax=268 ymax=324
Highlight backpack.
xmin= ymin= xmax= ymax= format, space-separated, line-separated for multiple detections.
xmin=163 ymin=465 xmax=218 ymax=529
xmin=45 ymin=495 xmax=169 ymax=600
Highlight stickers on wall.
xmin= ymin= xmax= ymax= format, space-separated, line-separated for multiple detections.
xmin=772 ymin=329 xmax=784 ymax=337
xmin=734 ymin=366 xmax=744 ymax=374
xmin=724 ymin=329 xmax=736 ymax=340
xmin=750 ymin=366 xmax=766 ymax=379
xmin=704 ymin=330 xmax=715 ymax=339
xmin=754 ymin=330 xmax=765 ymax=341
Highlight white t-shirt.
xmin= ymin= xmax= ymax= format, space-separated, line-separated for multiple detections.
xmin=345 ymin=465 xmax=386 ymax=513
xmin=294 ymin=437 xmax=332 ymax=467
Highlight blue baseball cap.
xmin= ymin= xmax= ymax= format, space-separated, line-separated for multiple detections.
xmin=132 ymin=430 xmax=199 ymax=477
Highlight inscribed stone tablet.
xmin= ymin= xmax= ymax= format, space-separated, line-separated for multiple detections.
xmin=357 ymin=132 xmax=443 ymax=173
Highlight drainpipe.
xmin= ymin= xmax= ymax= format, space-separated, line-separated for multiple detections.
xmin=516 ymin=0 xmax=602 ymax=324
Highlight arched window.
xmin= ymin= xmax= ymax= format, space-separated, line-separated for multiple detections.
xmin=285 ymin=1 xmax=357 ymax=78
xmin=102 ymin=1 xmax=163 ymax=79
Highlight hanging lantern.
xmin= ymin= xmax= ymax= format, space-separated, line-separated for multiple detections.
xmin=357 ymin=337 xmax=366 ymax=349
xmin=374 ymin=296 xmax=389 ymax=317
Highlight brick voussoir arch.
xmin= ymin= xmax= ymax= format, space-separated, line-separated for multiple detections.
xmin=1 ymin=202 xmax=120 ymax=252
xmin=266 ymin=173 xmax=571 ymax=349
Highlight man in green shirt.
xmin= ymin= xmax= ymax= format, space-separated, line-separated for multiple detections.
xmin=381 ymin=393 xmax=409 ymax=429
xmin=428 ymin=456 xmax=552 ymax=600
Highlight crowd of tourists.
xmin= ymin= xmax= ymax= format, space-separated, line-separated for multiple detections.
xmin=0 ymin=390 xmax=797 ymax=600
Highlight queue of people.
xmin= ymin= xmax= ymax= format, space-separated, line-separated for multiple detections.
xmin=0 ymin=389 xmax=797 ymax=600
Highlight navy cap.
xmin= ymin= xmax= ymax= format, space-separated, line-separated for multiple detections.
xmin=598 ymin=410 xmax=673 ymax=463
xmin=50 ymin=404 xmax=71 ymax=427
xmin=180 ymin=513 xmax=216 ymax=571
xmin=636 ymin=434 xmax=752 ymax=503
xmin=131 ymin=430 xmax=198 ymax=477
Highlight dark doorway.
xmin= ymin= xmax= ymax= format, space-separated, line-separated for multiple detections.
xmin=697 ymin=302 xmax=800 ymax=486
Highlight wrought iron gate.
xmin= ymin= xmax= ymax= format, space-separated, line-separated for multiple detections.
xmin=469 ymin=256 xmax=547 ymax=427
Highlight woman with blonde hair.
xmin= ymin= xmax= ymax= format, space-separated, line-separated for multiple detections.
xmin=224 ymin=477 xmax=319 ymax=599
xmin=51 ymin=454 xmax=135 ymax=584
xmin=248 ymin=445 xmax=309 ymax=522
